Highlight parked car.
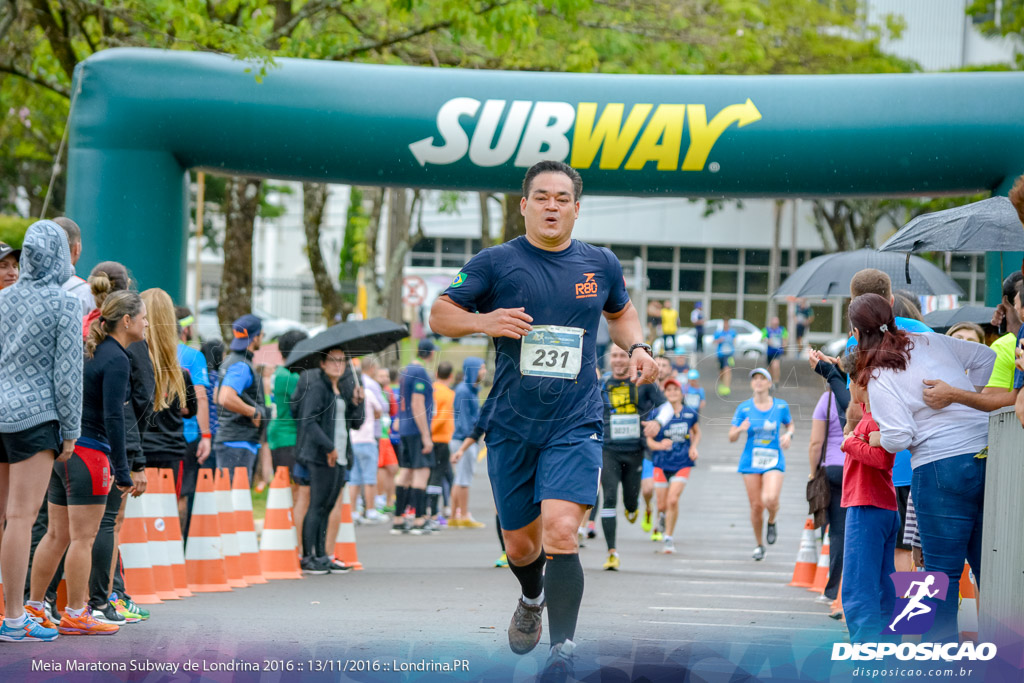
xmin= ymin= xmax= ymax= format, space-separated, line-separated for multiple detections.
xmin=653 ymin=318 xmax=767 ymax=358
xmin=196 ymin=299 xmax=307 ymax=343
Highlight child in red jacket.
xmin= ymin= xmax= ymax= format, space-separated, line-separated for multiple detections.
xmin=839 ymin=379 xmax=901 ymax=643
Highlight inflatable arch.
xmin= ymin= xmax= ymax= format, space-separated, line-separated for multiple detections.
xmin=66 ymin=48 xmax=1024 ymax=301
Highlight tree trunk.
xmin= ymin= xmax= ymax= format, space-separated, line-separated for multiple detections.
xmin=302 ymin=182 xmax=344 ymax=324
xmin=217 ymin=176 xmax=262 ymax=339
xmin=501 ymin=193 xmax=525 ymax=243
xmin=382 ymin=188 xmax=411 ymax=323
xmin=478 ymin=192 xmax=495 ymax=249
xmin=362 ymin=187 xmax=385 ymax=318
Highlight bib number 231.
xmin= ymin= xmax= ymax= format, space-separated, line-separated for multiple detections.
xmin=521 ymin=326 xmax=585 ymax=380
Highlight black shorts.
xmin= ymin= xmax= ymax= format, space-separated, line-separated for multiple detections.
xmin=272 ymin=445 xmax=297 ymax=472
xmin=178 ymin=440 xmax=210 ymax=498
xmin=49 ymin=444 xmax=111 ymax=506
xmin=895 ymin=484 xmax=912 ymax=551
xmin=796 ymin=324 xmax=807 ymax=339
xmin=399 ymin=434 xmax=434 ymax=470
xmin=0 ymin=421 xmax=61 ymax=464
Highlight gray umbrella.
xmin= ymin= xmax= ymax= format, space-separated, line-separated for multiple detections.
xmin=878 ymin=197 xmax=1024 ymax=253
xmin=922 ymin=305 xmax=997 ymax=333
xmin=774 ymin=249 xmax=963 ymax=299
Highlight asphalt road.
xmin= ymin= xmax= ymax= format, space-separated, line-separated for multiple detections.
xmin=0 ymin=358 xmax=914 ymax=681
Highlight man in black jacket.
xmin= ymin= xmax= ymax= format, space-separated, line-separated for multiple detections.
xmin=293 ymin=348 xmax=364 ymax=574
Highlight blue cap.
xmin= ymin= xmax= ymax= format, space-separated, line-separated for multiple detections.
xmin=417 ymin=338 xmax=437 ymax=356
xmin=230 ymin=314 xmax=262 ymax=351
xmin=687 ymin=369 xmax=700 ymax=380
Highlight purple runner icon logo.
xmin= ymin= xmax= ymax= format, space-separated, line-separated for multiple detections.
xmin=885 ymin=571 xmax=949 ymax=635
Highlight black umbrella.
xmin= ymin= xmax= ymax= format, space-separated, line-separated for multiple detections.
xmin=922 ymin=305 xmax=997 ymax=333
xmin=879 ymin=197 xmax=1024 ymax=253
xmin=285 ymin=317 xmax=409 ymax=372
xmin=774 ymin=249 xmax=963 ymax=299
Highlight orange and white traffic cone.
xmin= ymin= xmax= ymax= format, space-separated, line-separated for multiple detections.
xmin=788 ymin=518 xmax=819 ymax=588
xmin=231 ymin=467 xmax=266 ymax=585
xmin=118 ymin=491 xmax=163 ymax=605
xmin=259 ymin=466 xmax=302 ymax=580
xmin=332 ymin=487 xmax=363 ymax=571
xmin=958 ymin=563 xmax=979 ymax=643
xmin=808 ymin=528 xmax=830 ymax=594
xmin=215 ymin=468 xmax=247 ymax=589
xmin=158 ymin=469 xmax=192 ymax=598
xmin=184 ymin=469 xmax=232 ymax=593
xmin=143 ymin=468 xmax=180 ymax=600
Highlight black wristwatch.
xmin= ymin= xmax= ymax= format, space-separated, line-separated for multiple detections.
xmin=627 ymin=342 xmax=653 ymax=358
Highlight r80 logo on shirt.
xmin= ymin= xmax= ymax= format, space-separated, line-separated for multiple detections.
xmin=575 ymin=273 xmax=598 ymax=299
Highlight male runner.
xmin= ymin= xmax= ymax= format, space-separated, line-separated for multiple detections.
xmin=430 ymin=161 xmax=657 ymax=679
xmin=599 ymin=345 xmax=663 ymax=570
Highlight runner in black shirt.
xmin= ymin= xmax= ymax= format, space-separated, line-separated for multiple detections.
xmin=599 ymin=346 xmax=664 ymax=571
xmin=30 ymin=291 xmax=145 ymax=636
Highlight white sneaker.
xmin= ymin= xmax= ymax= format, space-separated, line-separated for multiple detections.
xmin=363 ymin=509 xmax=387 ymax=523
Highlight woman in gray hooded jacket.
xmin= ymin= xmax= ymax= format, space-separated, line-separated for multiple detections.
xmin=0 ymin=220 xmax=83 ymax=642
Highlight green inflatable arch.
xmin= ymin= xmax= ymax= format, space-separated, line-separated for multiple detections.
xmin=67 ymin=48 xmax=1024 ymax=302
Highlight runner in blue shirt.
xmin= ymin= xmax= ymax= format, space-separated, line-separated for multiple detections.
xmin=430 ymin=161 xmax=657 ymax=678
xmin=761 ymin=317 xmax=788 ymax=383
xmin=391 ymin=340 xmax=437 ymax=535
xmin=714 ymin=317 xmax=737 ymax=397
xmin=682 ymin=369 xmax=706 ymax=414
xmin=646 ymin=378 xmax=700 ymax=556
xmin=728 ymin=368 xmax=793 ymax=561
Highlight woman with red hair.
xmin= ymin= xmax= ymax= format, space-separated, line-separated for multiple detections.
xmin=850 ymin=293 xmax=995 ymax=643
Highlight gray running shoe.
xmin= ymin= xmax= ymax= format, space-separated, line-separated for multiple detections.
xmin=766 ymin=522 xmax=777 ymax=545
xmin=507 ymin=598 xmax=544 ymax=654
xmin=752 ymin=545 xmax=766 ymax=561
xmin=540 ymin=639 xmax=576 ymax=683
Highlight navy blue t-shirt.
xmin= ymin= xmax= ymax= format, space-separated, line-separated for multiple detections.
xmin=398 ymin=362 xmax=434 ymax=438
xmin=443 ymin=237 xmax=631 ymax=444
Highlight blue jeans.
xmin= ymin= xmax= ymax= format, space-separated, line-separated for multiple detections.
xmin=842 ymin=505 xmax=899 ymax=643
xmin=214 ymin=443 xmax=258 ymax=485
xmin=911 ymin=453 xmax=985 ymax=643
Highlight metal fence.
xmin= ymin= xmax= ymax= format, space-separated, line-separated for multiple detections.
xmin=981 ymin=407 xmax=1024 ymax=651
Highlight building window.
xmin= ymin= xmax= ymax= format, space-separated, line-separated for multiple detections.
xmin=441 ymin=237 xmax=466 ymax=255
xmin=712 ymin=270 xmax=739 ymax=293
xmin=413 ymin=237 xmax=436 ymax=253
xmin=744 ymin=300 xmax=768 ymax=326
xmin=744 ymin=271 xmax=771 ymax=295
xmin=713 ymin=248 xmax=740 ymax=265
xmin=745 ymin=249 xmax=771 ymax=267
xmin=710 ymin=299 xmax=738 ymax=320
xmin=411 ymin=256 xmax=435 ymax=267
xmin=610 ymin=244 xmax=641 ymax=261
xmin=679 ymin=247 xmax=706 ymax=265
xmin=647 ymin=267 xmax=673 ymax=292
xmin=647 ymin=246 xmax=673 ymax=263
xmin=677 ymin=269 xmax=705 ymax=293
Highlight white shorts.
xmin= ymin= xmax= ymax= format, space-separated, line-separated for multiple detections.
xmin=451 ymin=439 xmax=478 ymax=487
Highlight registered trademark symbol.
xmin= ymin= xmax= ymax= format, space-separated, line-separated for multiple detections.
xmin=708 ymin=162 xmax=720 ymax=173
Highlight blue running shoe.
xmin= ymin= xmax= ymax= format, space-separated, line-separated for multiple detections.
xmin=0 ymin=616 xmax=59 ymax=642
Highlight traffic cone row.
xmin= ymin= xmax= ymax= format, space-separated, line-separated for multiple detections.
xmin=788 ymin=518 xmax=819 ymax=588
xmin=808 ymin=529 xmax=830 ymax=594
xmin=958 ymin=563 xmax=979 ymax=643
xmin=333 ymin=487 xmax=363 ymax=571
xmin=259 ymin=466 xmax=302 ymax=580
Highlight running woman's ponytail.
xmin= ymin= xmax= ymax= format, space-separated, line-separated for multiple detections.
xmin=86 ymin=290 xmax=143 ymax=359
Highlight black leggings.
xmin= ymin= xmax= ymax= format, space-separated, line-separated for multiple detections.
xmin=600 ymin=448 xmax=644 ymax=550
xmin=89 ymin=485 xmax=124 ymax=607
xmin=302 ymin=462 xmax=345 ymax=559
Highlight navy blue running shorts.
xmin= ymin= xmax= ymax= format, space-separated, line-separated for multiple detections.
xmin=485 ymin=423 xmax=603 ymax=531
